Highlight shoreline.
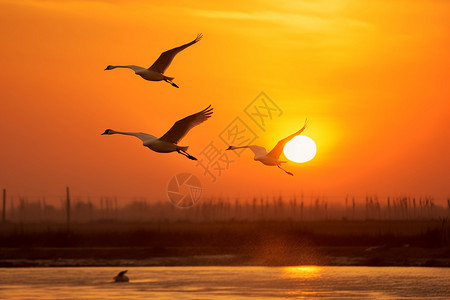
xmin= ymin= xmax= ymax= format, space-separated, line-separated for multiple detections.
xmin=2 ymin=220 xmax=449 ymax=268
xmin=1 ymin=246 xmax=449 ymax=268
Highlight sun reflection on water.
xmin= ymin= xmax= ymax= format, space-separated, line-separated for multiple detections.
xmin=283 ymin=266 xmax=322 ymax=279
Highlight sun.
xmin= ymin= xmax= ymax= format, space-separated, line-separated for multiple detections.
xmin=283 ymin=135 xmax=317 ymax=163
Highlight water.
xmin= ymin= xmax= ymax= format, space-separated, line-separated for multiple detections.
xmin=1 ymin=266 xmax=449 ymax=299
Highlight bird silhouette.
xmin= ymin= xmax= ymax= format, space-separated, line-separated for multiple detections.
xmin=105 ymin=34 xmax=202 ymax=88
xmin=102 ymin=106 xmax=213 ymax=160
xmin=226 ymin=119 xmax=308 ymax=175
xmin=114 ymin=270 xmax=129 ymax=282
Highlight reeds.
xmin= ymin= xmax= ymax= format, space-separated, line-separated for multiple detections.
xmin=1 ymin=190 xmax=448 ymax=223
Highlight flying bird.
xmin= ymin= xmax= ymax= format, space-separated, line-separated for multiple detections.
xmin=104 ymin=34 xmax=203 ymax=88
xmin=114 ymin=270 xmax=129 ymax=282
xmin=101 ymin=106 xmax=213 ymax=160
xmin=226 ymin=119 xmax=308 ymax=176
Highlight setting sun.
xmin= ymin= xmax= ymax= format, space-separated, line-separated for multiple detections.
xmin=283 ymin=135 xmax=317 ymax=163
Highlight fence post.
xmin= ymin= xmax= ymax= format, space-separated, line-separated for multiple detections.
xmin=2 ymin=189 xmax=5 ymax=222
xmin=66 ymin=186 xmax=71 ymax=231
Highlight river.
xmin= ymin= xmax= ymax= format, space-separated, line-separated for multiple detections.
xmin=1 ymin=266 xmax=449 ymax=299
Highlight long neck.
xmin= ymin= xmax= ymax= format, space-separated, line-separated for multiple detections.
xmin=112 ymin=65 xmax=133 ymax=69
xmin=107 ymin=130 xmax=156 ymax=143
xmin=110 ymin=65 xmax=144 ymax=72
xmin=230 ymin=146 xmax=249 ymax=150
xmin=108 ymin=130 xmax=138 ymax=136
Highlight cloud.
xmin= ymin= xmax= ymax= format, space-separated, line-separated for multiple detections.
xmin=189 ymin=8 xmax=373 ymax=36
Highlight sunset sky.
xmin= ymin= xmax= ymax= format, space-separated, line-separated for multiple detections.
xmin=0 ymin=0 xmax=449 ymax=204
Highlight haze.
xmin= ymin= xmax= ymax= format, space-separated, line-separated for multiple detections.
xmin=0 ymin=0 xmax=449 ymax=204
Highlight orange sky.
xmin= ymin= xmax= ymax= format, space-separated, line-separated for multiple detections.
xmin=0 ymin=0 xmax=449 ymax=204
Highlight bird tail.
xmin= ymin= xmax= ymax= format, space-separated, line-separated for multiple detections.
xmin=178 ymin=146 xmax=189 ymax=152
xmin=164 ymin=75 xmax=175 ymax=81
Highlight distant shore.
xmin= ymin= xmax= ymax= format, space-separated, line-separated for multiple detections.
xmin=1 ymin=220 xmax=449 ymax=267
xmin=0 ymin=245 xmax=450 ymax=268
xmin=1 ymin=246 xmax=449 ymax=268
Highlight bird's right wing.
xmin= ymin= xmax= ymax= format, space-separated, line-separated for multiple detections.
xmin=159 ymin=105 xmax=213 ymax=144
xmin=148 ymin=34 xmax=202 ymax=74
xmin=267 ymin=119 xmax=308 ymax=159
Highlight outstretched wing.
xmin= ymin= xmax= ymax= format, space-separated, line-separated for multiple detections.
xmin=267 ymin=119 xmax=308 ymax=159
xmin=117 ymin=270 xmax=128 ymax=276
xmin=159 ymin=105 xmax=213 ymax=144
xmin=148 ymin=34 xmax=202 ymax=74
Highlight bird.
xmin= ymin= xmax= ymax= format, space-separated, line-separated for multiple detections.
xmin=104 ymin=34 xmax=203 ymax=88
xmin=114 ymin=270 xmax=129 ymax=282
xmin=226 ymin=119 xmax=308 ymax=176
xmin=101 ymin=105 xmax=213 ymax=160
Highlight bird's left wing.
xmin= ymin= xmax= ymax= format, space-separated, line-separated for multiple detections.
xmin=247 ymin=145 xmax=268 ymax=156
xmin=159 ymin=105 xmax=213 ymax=144
xmin=148 ymin=34 xmax=202 ymax=74
xmin=267 ymin=119 xmax=308 ymax=159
